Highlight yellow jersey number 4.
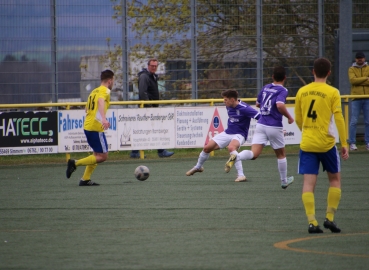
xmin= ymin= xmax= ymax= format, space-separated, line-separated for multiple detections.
xmin=307 ymin=99 xmax=317 ymax=122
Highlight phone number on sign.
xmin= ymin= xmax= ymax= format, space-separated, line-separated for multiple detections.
xmin=0 ymin=147 xmax=55 ymax=155
xmin=26 ymin=147 xmax=55 ymax=154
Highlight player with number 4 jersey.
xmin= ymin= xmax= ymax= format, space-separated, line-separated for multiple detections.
xmin=295 ymin=81 xmax=347 ymax=152
xmin=295 ymin=58 xmax=348 ymax=234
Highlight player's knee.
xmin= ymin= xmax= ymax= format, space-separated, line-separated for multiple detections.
xmin=227 ymin=147 xmax=237 ymax=152
xmin=96 ymin=154 xmax=108 ymax=163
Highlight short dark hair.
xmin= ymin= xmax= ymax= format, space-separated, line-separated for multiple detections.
xmin=148 ymin=58 xmax=158 ymax=66
xmin=221 ymin=89 xmax=238 ymax=99
xmin=100 ymin=69 xmax=114 ymax=81
xmin=355 ymin=51 xmax=365 ymax=59
xmin=313 ymin=58 xmax=331 ymax=78
xmin=273 ymin=66 xmax=286 ymax=82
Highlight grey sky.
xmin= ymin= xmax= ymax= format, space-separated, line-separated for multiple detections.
xmin=1 ymin=0 xmax=125 ymax=61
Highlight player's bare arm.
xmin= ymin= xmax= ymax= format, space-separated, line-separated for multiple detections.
xmin=98 ymin=98 xmax=110 ymax=130
xmin=276 ymin=103 xmax=294 ymax=124
xmin=341 ymin=146 xmax=349 ymax=160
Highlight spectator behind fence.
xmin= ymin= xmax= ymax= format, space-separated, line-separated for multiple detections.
xmin=130 ymin=58 xmax=174 ymax=158
xmin=348 ymin=51 xmax=369 ymax=151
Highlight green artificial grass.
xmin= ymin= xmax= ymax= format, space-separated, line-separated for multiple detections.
xmin=0 ymin=150 xmax=368 ymax=269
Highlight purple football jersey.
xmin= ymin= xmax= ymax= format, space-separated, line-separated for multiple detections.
xmin=257 ymin=83 xmax=288 ymax=127
xmin=225 ymin=100 xmax=260 ymax=139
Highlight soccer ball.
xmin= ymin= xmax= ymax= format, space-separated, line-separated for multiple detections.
xmin=134 ymin=165 xmax=150 ymax=181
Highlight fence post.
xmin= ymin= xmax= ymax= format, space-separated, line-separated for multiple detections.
xmin=50 ymin=0 xmax=58 ymax=103
xmin=343 ymin=97 xmax=350 ymax=139
xmin=65 ymin=103 xmax=71 ymax=162
xmin=256 ymin=0 xmax=263 ymax=91
xmin=191 ymin=0 xmax=198 ymax=99
xmin=338 ymin=0 xmax=352 ymax=95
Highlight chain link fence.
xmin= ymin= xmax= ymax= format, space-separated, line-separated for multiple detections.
xmin=1 ymin=0 xmax=368 ymax=106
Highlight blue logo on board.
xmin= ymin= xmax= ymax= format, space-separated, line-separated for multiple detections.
xmin=213 ymin=116 xmax=220 ymax=128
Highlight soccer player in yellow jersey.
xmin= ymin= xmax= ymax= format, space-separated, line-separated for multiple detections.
xmin=66 ymin=70 xmax=114 ymax=186
xmin=295 ymin=58 xmax=349 ymax=233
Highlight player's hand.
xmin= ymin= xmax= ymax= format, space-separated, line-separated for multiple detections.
xmin=341 ymin=146 xmax=349 ymax=160
xmin=288 ymin=117 xmax=294 ymax=124
xmin=102 ymin=119 xmax=110 ymax=130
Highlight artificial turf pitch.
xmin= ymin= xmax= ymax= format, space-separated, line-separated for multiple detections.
xmin=0 ymin=152 xmax=368 ymax=269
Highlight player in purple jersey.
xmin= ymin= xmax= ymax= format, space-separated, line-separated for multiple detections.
xmin=186 ymin=89 xmax=260 ymax=182
xmin=225 ymin=66 xmax=295 ymax=188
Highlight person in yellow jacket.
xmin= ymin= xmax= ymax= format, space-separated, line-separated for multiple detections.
xmin=348 ymin=51 xmax=369 ymax=151
xmin=65 ymin=70 xmax=114 ymax=186
xmin=295 ymin=58 xmax=349 ymax=234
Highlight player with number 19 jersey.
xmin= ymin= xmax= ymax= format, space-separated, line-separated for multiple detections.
xmin=257 ymin=83 xmax=288 ymax=127
xmin=225 ymin=100 xmax=260 ymax=140
xmin=295 ymin=82 xmax=347 ymax=152
xmin=84 ymin=85 xmax=111 ymax=132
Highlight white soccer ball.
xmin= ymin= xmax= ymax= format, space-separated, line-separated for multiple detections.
xmin=134 ymin=165 xmax=150 ymax=181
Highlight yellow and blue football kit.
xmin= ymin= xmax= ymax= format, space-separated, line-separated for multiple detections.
xmin=84 ymin=85 xmax=111 ymax=132
xmin=295 ymin=81 xmax=347 ymax=230
xmin=76 ymin=85 xmax=111 ymax=181
xmin=295 ymin=82 xmax=347 ymax=153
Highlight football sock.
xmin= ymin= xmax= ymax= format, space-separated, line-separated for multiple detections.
xmin=82 ymin=163 xmax=97 ymax=181
xmin=238 ymin=150 xmax=254 ymax=160
xmin=277 ymin=158 xmax=287 ymax=182
xmin=234 ymin=159 xmax=244 ymax=177
xmin=76 ymin=155 xmax=97 ymax=166
xmin=302 ymin=192 xmax=318 ymax=226
xmin=230 ymin=150 xmax=238 ymax=157
xmin=196 ymin=151 xmax=209 ymax=168
xmin=326 ymin=187 xmax=341 ymax=221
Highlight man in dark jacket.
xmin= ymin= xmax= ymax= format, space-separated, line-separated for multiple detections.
xmin=130 ymin=58 xmax=174 ymax=158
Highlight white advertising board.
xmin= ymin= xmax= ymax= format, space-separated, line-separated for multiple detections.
xmin=0 ymin=105 xmax=342 ymax=156
xmin=53 ymin=106 xmax=339 ymax=154
xmin=175 ymin=107 xmax=222 ymax=148
xmin=58 ymin=110 xmax=118 ymax=153
xmin=174 ymin=106 xmax=315 ymax=148
xmin=117 ymin=107 xmax=175 ymax=150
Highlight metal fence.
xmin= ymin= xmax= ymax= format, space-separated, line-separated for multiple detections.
xmin=1 ymin=0 xmax=369 ymax=106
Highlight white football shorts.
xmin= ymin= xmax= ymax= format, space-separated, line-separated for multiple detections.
xmin=212 ymin=131 xmax=245 ymax=149
xmin=251 ymin=123 xmax=285 ymax=149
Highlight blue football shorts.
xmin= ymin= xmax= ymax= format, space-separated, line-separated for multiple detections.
xmin=84 ymin=130 xmax=108 ymax=153
xmin=298 ymin=145 xmax=340 ymax=175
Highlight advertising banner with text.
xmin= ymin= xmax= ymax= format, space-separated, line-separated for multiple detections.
xmin=58 ymin=110 xmax=118 ymax=153
xmin=117 ymin=107 xmax=175 ymax=150
xmin=0 ymin=111 xmax=58 ymax=155
xmin=0 ymin=106 xmax=339 ymax=155
xmin=174 ymin=106 xmax=337 ymax=148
